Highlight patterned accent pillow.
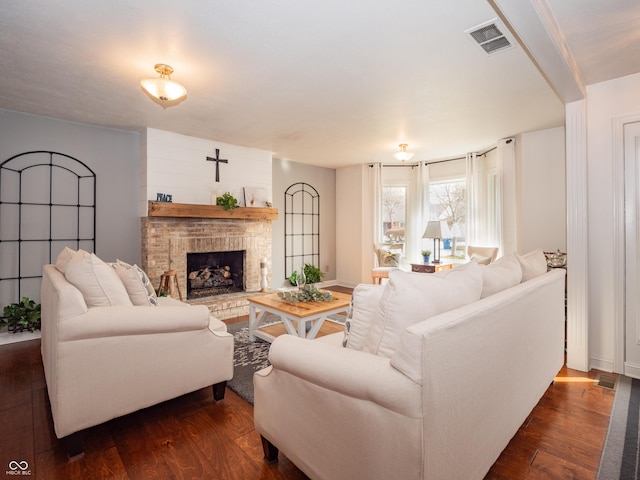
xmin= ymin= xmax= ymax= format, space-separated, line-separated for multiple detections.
xmin=342 ymin=295 xmax=355 ymax=347
xmin=114 ymin=260 xmax=159 ymax=306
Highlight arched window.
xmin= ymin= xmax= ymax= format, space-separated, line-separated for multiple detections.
xmin=284 ymin=182 xmax=319 ymax=280
xmin=0 ymin=151 xmax=96 ymax=303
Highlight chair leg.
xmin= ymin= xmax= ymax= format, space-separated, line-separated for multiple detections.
xmin=212 ymin=381 xmax=227 ymax=401
xmin=67 ymin=430 xmax=84 ymax=457
xmin=261 ymin=435 xmax=279 ymax=463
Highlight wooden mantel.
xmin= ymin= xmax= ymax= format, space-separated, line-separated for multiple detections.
xmin=148 ymin=201 xmax=278 ymax=220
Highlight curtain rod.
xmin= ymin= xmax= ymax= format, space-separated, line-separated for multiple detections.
xmin=369 ymin=145 xmax=499 ymax=168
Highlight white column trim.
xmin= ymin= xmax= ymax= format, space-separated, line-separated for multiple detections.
xmin=565 ymin=100 xmax=589 ymax=371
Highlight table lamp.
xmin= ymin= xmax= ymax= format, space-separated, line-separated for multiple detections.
xmin=422 ymin=221 xmax=451 ymax=263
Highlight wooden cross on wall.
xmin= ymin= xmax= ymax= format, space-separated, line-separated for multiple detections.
xmin=206 ymin=148 xmax=228 ymax=182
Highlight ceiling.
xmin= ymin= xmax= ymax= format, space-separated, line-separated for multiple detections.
xmin=0 ymin=1 xmax=637 ymax=168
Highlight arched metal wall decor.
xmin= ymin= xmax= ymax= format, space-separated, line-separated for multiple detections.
xmin=0 ymin=151 xmax=96 ymax=302
xmin=284 ymin=182 xmax=320 ymax=280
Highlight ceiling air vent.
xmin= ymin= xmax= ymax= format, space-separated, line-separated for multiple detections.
xmin=465 ymin=19 xmax=514 ymax=55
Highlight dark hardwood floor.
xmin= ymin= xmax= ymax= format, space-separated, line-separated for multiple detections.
xmin=1 ymin=294 xmax=615 ymax=479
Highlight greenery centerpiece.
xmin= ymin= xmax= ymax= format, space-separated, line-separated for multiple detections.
xmin=421 ymin=249 xmax=432 ymax=263
xmin=216 ymin=192 xmax=239 ymax=213
xmin=277 ymin=284 xmax=336 ymax=303
xmin=288 ymin=264 xmax=326 ymax=286
xmin=2 ymin=297 xmax=42 ymax=333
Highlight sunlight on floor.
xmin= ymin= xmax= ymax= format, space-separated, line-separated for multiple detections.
xmin=553 ymin=376 xmax=597 ymax=383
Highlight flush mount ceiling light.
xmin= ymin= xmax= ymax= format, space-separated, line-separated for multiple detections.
xmin=140 ymin=64 xmax=187 ymax=104
xmin=393 ymin=144 xmax=415 ymax=162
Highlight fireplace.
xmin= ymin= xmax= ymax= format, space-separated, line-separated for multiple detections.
xmin=141 ymin=213 xmax=273 ymax=319
xmin=187 ymin=250 xmax=244 ymax=299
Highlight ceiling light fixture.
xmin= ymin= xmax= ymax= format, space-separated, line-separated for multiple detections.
xmin=393 ymin=143 xmax=415 ymax=162
xmin=140 ymin=64 xmax=187 ymax=104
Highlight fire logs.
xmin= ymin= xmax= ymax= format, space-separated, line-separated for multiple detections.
xmin=188 ymin=265 xmax=234 ymax=289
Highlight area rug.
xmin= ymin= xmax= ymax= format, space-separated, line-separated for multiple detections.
xmin=597 ymin=375 xmax=640 ymax=479
xmin=226 ymin=321 xmax=272 ymax=405
xmin=226 ymin=315 xmax=345 ymax=405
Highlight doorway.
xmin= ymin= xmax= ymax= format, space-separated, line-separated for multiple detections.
xmin=625 ymin=121 xmax=640 ymax=377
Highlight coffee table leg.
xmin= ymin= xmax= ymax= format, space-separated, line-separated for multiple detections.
xmin=249 ymin=304 xmax=257 ymax=341
xmin=306 ymin=316 xmax=324 ymax=339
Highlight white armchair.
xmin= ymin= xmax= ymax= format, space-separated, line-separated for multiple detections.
xmin=41 ymin=263 xmax=234 ymax=456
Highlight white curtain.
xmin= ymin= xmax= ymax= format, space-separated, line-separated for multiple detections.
xmin=497 ymin=138 xmax=517 ymax=255
xmin=406 ymin=162 xmax=430 ymax=263
xmin=465 ymin=152 xmax=480 ymax=248
xmin=369 ymin=162 xmax=383 ymax=246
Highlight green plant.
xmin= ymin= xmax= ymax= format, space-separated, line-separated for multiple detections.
xmin=3 ymin=297 xmax=41 ymax=333
xmin=421 ymin=249 xmax=432 ymax=256
xmin=277 ymin=285 xmax=336 ymax=303
xmin=288 ymin=264 xmax=326 ymax=286
xmin=216 ymin=192 xmax=239 ymax=213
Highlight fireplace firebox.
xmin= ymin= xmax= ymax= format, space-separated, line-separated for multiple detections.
xmin=187 ymin=250 xmax=244 ymax=299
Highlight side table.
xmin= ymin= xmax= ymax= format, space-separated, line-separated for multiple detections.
xmin=410 ymin=262 xmax=453 ymax=274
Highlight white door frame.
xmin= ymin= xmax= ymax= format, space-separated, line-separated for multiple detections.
xmin=613 ymin=115 xmax=640 ymax=375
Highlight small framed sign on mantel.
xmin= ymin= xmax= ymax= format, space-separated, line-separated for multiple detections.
xmin=244 ymin=187 xmax=270 ymax=207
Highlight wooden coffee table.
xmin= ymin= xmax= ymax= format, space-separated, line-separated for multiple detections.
xmin=247 ymin=291 xmax=351 ymax=343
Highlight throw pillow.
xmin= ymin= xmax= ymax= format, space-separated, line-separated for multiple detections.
xmin=479 ymin=254 xmax=522 ymax=298
xmin=64 ymin=250 xmax=132 ymax=307
xmin=378 ymin=248 xmax=400 ymax=267
xmin=54 ymin=246 xmax=77 ymax=273
xmin=470 ymin=252 xmax=491 ymax=265
xmin=516 ymin=248 xmax=548 ymax=282
xmin=343 ymin=284 xmax=385 ymax=350
xmin=362 ymin=261 xmax=483 ymax=358
xmin=114 ymin=260 xmax=159 ymax=306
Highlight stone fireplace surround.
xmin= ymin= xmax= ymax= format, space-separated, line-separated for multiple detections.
xmin=141 ymin=214 xmax=272 ymax=320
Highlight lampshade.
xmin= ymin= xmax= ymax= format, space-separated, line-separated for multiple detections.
xmin=422 ymin=220 xmax=451 ymax=264
xmin=140 ymin=64 xmax=187 ymax=103
xmin=393 ymin=144 xmax=415 ymax=162
xmin=422 ymin=220 xmax=451 ymax=239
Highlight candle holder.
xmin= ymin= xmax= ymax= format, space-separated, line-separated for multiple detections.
xmin=260 ymin=258 xmax=268 ymax=292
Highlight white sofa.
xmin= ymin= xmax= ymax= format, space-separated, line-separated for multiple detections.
xmin=41 ymin=250 xmax=234 ymax=455
xmin=254 ymin=251 xmax=565 ymax=480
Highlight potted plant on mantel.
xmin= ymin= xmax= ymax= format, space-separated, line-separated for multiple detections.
xmin=421 ymin=249 xmax=432 ymax=263
xmin=2 ymin=297 xmax=42 ymax=333
xmin=215 ymin=192 xmax=239 ymax=213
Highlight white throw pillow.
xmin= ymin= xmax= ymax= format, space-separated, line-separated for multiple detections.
xmin=54 ymin=246 xmax=77 ymax=274
xmin=362 ymin=261 xmax=483 ymax=358
xmin=516 ymin=248 xmax=548 ymax=282
xmin=114 ymin=260 xmax=159 ymax=306
xmin=64 ymin=250 xmax=132 ymax=307
xmin=479 ymin=254 xmax=522 ymax=298
xmin=470 ymin=252 xmax=491 ymax=265
xmin=343 ymin=284 xmax=384 ymax=350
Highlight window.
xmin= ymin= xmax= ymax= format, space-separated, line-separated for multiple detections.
xmin=381 ymin=186 xmax=406 ymax=245
xmin=429 ymin=179 xmax=466 ymax=257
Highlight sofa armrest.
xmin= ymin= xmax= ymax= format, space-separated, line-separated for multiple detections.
xmin=263 ymin=335 xmax=421 ymax=417
xmin=58 ymin=304 xmax=213 ymax=342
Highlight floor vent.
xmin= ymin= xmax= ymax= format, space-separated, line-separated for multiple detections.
xmin=594 ymin=373 xmax=618 ymax=390
xmin=465 ymin=19 xmax=514 ymax=55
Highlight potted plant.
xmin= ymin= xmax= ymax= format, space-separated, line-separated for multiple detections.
xmin=216 ymin=192 xmax=239 ymax=213
xmin=421 ymin=249 xmax=432 ymax=263
xmin=289 ymin=264 xmax=326 ymax=286
xmin=2 ymin=297 xmax=41 ymax=333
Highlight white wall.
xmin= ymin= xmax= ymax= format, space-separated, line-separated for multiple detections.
xmin=516 ymin=127 xmax=566 ymax=253
xmin=272 ymin=158 xmax=336 ymax=289
xmin=141 ymin=128 xmax=272 ymax=215
xmin=585 ymin=72 xmax=640 ymax=371
xmin=0 ymin=109 xmax=140 ymax=305
xmin=336 ymin=164 xmax=369 ymax=286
